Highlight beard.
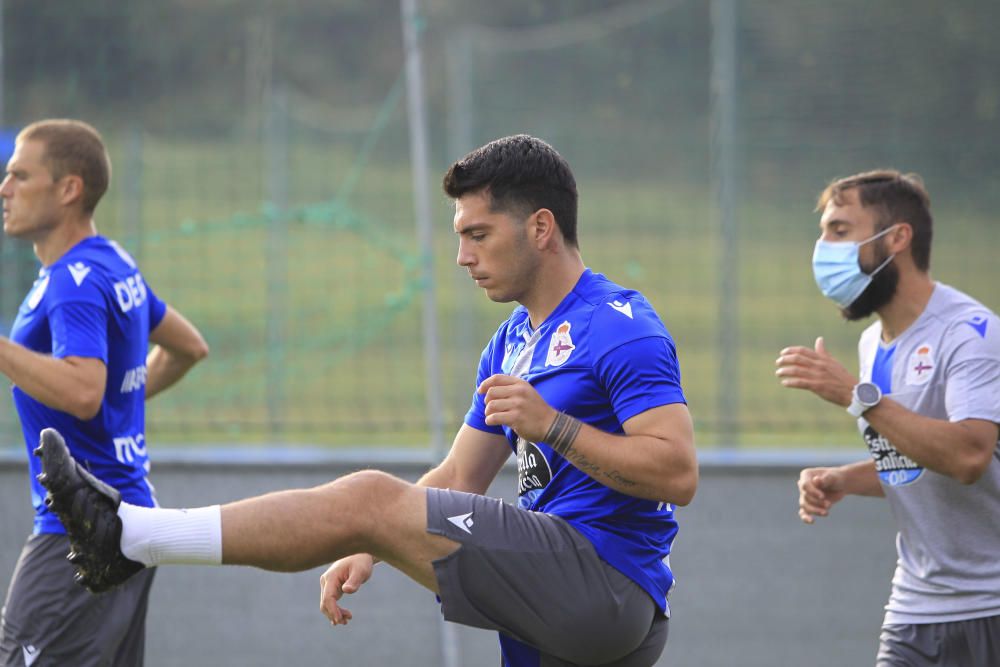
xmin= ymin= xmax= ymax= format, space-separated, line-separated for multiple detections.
xmin=841 ymin=250 xmax=899 ymax=321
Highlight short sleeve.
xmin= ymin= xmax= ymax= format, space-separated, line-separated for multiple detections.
xmin=464 ymin=338 xmax=504 ymax=435
xmin=944 ymin=314 xmax=1000 ymax=424
xmin=595 ymin=335 xmax=686 ymax=425
xmin=50 ymin=302 xmax=108 ymax=362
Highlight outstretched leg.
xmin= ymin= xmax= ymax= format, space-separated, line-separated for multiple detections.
xmin=36 ymin=428 xmax=459 ymax=594
xmin=217 ymin=468 xmax=457 ymax=590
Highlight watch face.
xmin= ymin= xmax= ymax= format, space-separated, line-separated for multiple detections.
xmin=857 ymin=383 xmax=881 ymax=404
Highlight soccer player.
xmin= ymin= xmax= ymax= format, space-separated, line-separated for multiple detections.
xmin=35 ymin=135 xmax=697 ymax=666
xmin=0 ymin=119 xmax=209 ymax=667
xmin=775 ymin=170 xmax=1000 ymax=666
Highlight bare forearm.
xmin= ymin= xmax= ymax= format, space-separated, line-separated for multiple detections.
xmin=146 ymin=306 xmax=208 ymax=400
xmin=864 ymin=398 xmax=994 ymax=483
xmin=837 ymin=459 xmax=884 ymax=497
xmin=145 ymin=346 xmax=200 ymax=400
xmin=0 ymin=337 xmax=104 ymax=419
xmin=416 ymin=464 xmax=455 ymax=490
xmin=562 ymin=423 xmax=697 ymax=504
xmin=416 ymin=460 xmax=492 ymax=494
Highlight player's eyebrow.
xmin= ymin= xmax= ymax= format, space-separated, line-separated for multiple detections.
xmin=820 ymin=217 xmax=854 ymax=231
xmin=455 ymin=222 xmax=491 ymax=236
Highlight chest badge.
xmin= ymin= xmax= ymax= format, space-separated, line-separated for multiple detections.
xmin=544 ymin=321 xmax=576 ymax=367
xmin=905 ymin=343 xmax=934 ymax=387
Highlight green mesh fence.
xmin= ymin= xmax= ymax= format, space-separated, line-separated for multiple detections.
xmin=1 ymin=1 xmax=998 ymax=449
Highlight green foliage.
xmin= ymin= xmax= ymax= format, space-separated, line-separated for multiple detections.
xmin=2 ymin=1 xmax=998 ymax=449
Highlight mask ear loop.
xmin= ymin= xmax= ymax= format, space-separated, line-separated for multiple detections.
xmin=859 ymin=223 xmax=898 ymax=277
xmin=858 ymin=223 xmax=897 ymax=247
xmin=866 ymin=252 xmax=895 ymax=278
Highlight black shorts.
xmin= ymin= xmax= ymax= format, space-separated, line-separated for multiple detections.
xmin=0 ymin=533 xmax=156 ymax=667
xmin=877 ymin=615 xmax=1000 ymax=666
xmin=426 ymin=488 xmax=668 ymax=666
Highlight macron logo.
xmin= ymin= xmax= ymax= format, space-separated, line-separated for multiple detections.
xmin=447 ymin=512 xmax=474 ymax=534
xmin=22 ymin=645 xmax=40 ymax=666
xmin=966 ymin=316 xmax=988 ymax=339
xmin=68 ymin=262 xmax=92 ymax=286
xmin=608 ymin=300 xmax=633 ymax=319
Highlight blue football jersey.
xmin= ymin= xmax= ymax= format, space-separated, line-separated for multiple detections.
xmin=10 ymin=236 xmax=167 ymax=534
xmin=464 ymin=269 xmax=687 ymax=663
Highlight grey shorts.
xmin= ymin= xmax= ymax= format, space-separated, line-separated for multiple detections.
xmin=0 ymin=533 xmax=156 ymax=667
xmin=877 ymin=615 xmax=1000 ymax=667
xmin=426 ymin=488 xmax=668 ymax=666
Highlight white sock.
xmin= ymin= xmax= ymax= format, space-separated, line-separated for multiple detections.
xmin=118 ymin=503 xmax=223 ymax=567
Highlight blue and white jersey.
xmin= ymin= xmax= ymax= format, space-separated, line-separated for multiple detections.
xmin=10 ymin=235 xmax=167 ymax=534
xmin=466 ymin=269 xmax=687 ymax=630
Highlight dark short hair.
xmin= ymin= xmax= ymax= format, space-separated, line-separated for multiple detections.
xmin=442 ymin=134 xmax=579 ymax=247
xmin=816 ymin=169 xmax=932 ymax=271
xmin=18 ymin=119 xmax=111 ymax=215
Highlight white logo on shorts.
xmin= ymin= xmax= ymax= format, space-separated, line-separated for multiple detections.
xmin=447 ymin=512 xmax=474 ymax=534
xmin=22 ymin=645 xmax=41 ymax=666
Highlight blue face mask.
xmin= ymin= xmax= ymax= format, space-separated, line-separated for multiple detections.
xmin=812 ymin=226 xmax=896 ymax=308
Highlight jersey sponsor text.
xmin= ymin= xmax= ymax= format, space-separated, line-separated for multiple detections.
xmin=114 ymin=272 xmax=148 ymax=313
xmin=120 ymin=365 xmax=148 ymax=394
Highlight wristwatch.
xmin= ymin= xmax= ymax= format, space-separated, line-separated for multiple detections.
xmin=847 ymin=381 xmax=882 ymax=418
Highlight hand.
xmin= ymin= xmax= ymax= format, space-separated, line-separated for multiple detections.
xmin=477 ymin=374 xmax=557 ymax=443
xmin=319 ymin=553 xmax=374 ymax=626
xmin=775 ymin=337 xmax=856 ymax=407
xmin=797 ymin=467 xmax=848 ymax=524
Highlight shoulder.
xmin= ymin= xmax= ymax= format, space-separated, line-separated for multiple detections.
xmin=892 ymin=285 xmax=1000 ymax=379
xmin=941 ymin=310 xmax=1000 ymax=361
xmin=46 ymin=237 xmax=144 ymax=308
xmin=931 ymin=284 xmax=999 ymax=355
xmin=576 ymin=275 xmax=672 ymax=353
xmin=46 ymin=256 xmax=109 ymax=305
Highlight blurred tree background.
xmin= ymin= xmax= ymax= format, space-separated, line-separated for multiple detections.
xmin=1 ymin=0 xmax=997 ymax=448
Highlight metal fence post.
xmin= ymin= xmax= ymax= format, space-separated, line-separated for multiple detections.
xmin=401 ymin=0 xmax=446 ymax=460
xmin=265 ymin=85 xmax=289 ymax=438
xmin=711 ymin=0 xmax=740 ymax=445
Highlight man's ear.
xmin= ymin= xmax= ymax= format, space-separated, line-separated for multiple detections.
xmin=887 ymin=221 xmax=912 ymax=255
xmin=531 ymin=208 xmax=558 ymax=249
xmin=56 ymin=174 xmax=85 ymax=208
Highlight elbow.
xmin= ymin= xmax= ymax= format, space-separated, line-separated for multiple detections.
xmin=187 ymin=338 xmax=210 ymax=364
xmin=171 ymin=339 xmax=209 ymax=371
xmin=670 ymin=471 xmax=699 ymax=507
xmin=954 ymin=455 xmax=991 ymax=486
xmin=71 ymin=392 xmax=103 ymax=421
xmin=660 ymin=461 xmax=699 ymax=507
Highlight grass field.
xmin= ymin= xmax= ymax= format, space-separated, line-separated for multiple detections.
xmin=1 ymin=134 xmax=996 ymax=451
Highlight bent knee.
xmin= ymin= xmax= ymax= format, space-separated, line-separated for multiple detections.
xmin=319 ymin=470 xmax=422 ymax=524
xmin=333 ymin=469 xmax=411 ymax=500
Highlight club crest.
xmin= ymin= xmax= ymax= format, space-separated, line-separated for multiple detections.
xmin=905 ymin=343 xmax=934 ymax=386
xmin=545 ymin=321 xmax=576 ymax=367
